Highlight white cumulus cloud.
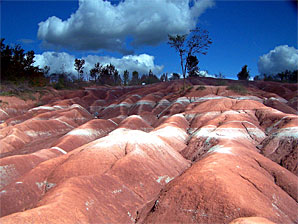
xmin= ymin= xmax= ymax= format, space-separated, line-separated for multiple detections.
xmin=37 ymin=0 xmax=214 ymax=53
xmin=33 ymin=51 xmax=164 ymax=79
xmin=258 ymin=45 xmax=298 ymax=75
xmin=197 ymin=70 xmax=215 ymax=78
xmin=34 ymin=52 xmax=76 ymax=76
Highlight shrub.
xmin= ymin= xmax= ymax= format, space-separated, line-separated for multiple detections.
xmin=177 ymin=85 xmax=193 ymax=95
xmin=196 ymin=85 xmax=206 ymax=90
xmin=53 ymin=81 xmax=65 ymax=90
xmin=29 ymin=74 xmax=48 ymax=87
xmin=186 ymin=85 xmax=193 ymax=91
xmin=0 ymin=91 xmax=14 ymax=96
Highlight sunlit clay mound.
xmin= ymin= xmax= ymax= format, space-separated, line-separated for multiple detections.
xmin=0 ymin=79 xmax=297 ymax=223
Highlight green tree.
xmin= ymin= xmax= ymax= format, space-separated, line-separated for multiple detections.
xmin=186 ymin=55 xmax=199 ymax=77
xmin=74 ymin=58 xmax=85 ymax=81
xmin=215 ymin=72 xmax=225 ymax=79
xmin=90 ymin=62 xmax=101 ymax=82
xmin=43 ymin=66 xmax=50 ymax=76
xmin=140 ymin=74 xmax=147 ymax=84
xmin=99 ymin=63 xmax=120 ymax=85
xmin=237 ymin=65 xmax=250 ymax=80
xmin=168 ymin=27 xmax=212 ymax=88
xmin=123 ymin=70 xmax=129 ymax=86
xmin=130 ymin=71 xmax=139 ymax=85
xmin=24 ymin=50 xmax=35 ymax=71
xmin=1 ymin=39 xmax=44 ymax=85
xmin=160 ymin=73 xmax=168 ymax=82
xmin=288 ymin=70 xmax=297 ymax=83
xmin=148 ymin=69 xmax=154 ymax=77
xmin=272 ymin=69 xmax=297 ymax=83
xmin=253 ymin=75 xmax=260 ymax=81
xmin=112 ymin=67 xmax=121 ymax=85
xmin=140 ymin=70 xmax=160 ymax=85
xmin=10 ymin=44 xmax=26 ymax=80
xmin=170 ymin=73 xmax=180 ymax=80
xmin=1 ymin=39 xmax=13 ymax=80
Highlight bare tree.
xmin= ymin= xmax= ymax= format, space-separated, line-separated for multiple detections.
xmin=168 ymin=27 xmax=212 ymax=88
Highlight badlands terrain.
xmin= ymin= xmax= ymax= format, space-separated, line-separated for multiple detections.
xmin=0 ymin=77 xmax=297 ymax=223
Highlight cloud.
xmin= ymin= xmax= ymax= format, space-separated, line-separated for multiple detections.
xmin=258 ymin=45 xmax=298 ymax=75
xmin=34 ymin=52 xmax=77 ymax=76
xmin=197 ymin=70 xmax=216 ymax=78
xmin=33 ymin=51 xmax=164 ymax=79
xmin=37 ymin=0 xmax=214 ymax=53
xmin=170 ymin=70 xmax=216 ymax=78
xmin=83 ymin=54 xmax=164 ymax=75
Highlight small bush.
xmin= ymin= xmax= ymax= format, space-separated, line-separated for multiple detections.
xmin=53 ymin=82 xmax=65 ymax=90
xmin=178 ymin=85 xmax=193 ymax=94
xmin=17 ymin=91 xmax=37 ymax=101
xmin=186 ymin=85 xmax=193 ymax=91
xmin=196 ymin=85 xmax=206 ymax=90
xmin=226 ymin=84 xmax=247 ymax=94
xmin=27 ymin=93 xmax=37 ymax=101
xmin=35 ymin=101 xmax=44 ymax=107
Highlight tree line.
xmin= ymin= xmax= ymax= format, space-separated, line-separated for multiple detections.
xmin=254 ymin=70 xmax=297 ymax=83
xmin=0 ymin=38 xmax=47 ymax=86
xmin=234 ymin=64 xmax=297 ymax=83
xmin=1 ymin=33 xmax=297 ymax=90
xmin=72 ymin=58 xmax=163 ymax=86
xmin=0 ymin=38 xmax=169 ymax=88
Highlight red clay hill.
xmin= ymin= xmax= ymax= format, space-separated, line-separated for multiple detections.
xmin=0 ymin=77 xmax=297 ymax=223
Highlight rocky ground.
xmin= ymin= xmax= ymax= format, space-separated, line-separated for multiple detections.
xmin=0 ymin=78 xmax=297 ymax=223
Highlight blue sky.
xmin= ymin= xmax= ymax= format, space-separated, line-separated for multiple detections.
xmin=1 ymin=0 xmax=297 ymax=79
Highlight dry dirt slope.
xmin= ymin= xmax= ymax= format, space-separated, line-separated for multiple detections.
xmin=0 ymin=78 xmax=297 ymax=223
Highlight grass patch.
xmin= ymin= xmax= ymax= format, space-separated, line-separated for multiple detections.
xmin=226 ymin=84 xmax=247 ymax=94
xmin=14 ymin=92 xmax=35 ymax=101
xmin=19 ymin=92 xmax=37 ymax=101
xmin=0 ymin=82 xmax=45 ymax=101
xmin=0 ymin=91 xmax=15 ymax=97
xmin=215 ymin=80 xmax=228 ymax=86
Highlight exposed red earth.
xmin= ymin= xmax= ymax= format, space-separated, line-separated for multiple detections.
xmin=0 ymin=78 xmax=297 ymax=223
